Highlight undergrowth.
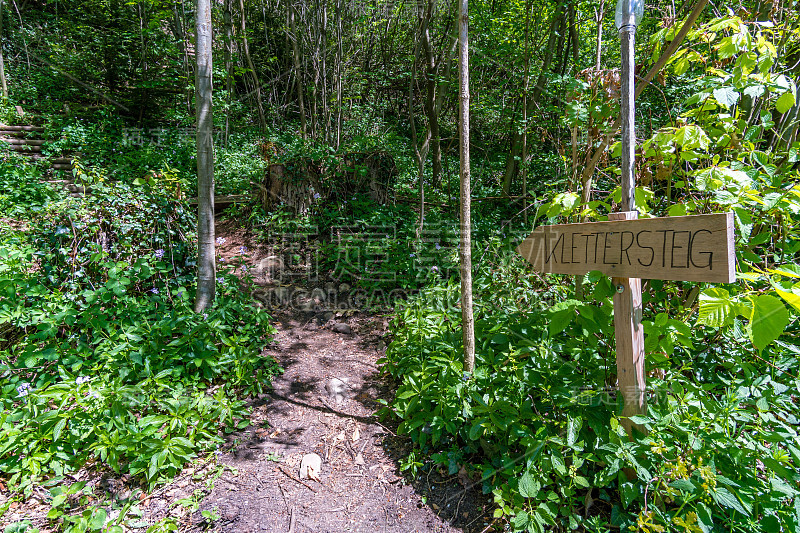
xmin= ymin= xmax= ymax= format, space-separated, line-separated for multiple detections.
xmin=0 ymin=161 xmax=279 ymax=532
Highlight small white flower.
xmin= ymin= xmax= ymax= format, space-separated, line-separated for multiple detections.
xmin=153 ymin=249 xmax=166 ymax=259
xmin=216 ymin=237 xmax=227 ymax=245
xmin=76 ymin=376 xmax=91 ymax=385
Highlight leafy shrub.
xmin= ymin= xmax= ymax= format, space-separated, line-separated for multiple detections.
xmin=381 ymin=237 xmax=800 ymax=532
xmin=0 ymin=167 xmax=279 ymax=530
xmin=0 ymin=156 xmax=61 ymax=217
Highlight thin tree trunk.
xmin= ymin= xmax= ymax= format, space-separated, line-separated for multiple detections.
xmin=569 ymin=0 xmax=579 ymax=67
xmin=409 ymin=13 xmax=430 ymax=236
xmin=194 ymin=0 xmax=216 ymax=313
xmin=0 ymin=0 xmax=8 ymax=100
xmin=502 ymin=0 xmax=564 ymax=194
xmin=239 ymin=0 xmax=266 ymax=130
xmin=322 ymin=1 xmax=329 ymax=142
xmin=595 ymin=0 xmax=605 ymax=69
xmin=289 ymin=2 xmax=307 ymax=139
xmin=335 ymin=0 xmax=343 ymax=148
xmin=421 ymin=0 xmax=442 ymax=186
xmin=578 ymin=0 xmax=710 ymax=209
xmin=522 ymin=0 xmax=530 ymax=224
xmin=224 ymin=0 xmax=233 ymax=147
xmin=311 ymin=0 xmax=320 ymax=139
xmin=458 ymin=0 xmax=474 ymax=373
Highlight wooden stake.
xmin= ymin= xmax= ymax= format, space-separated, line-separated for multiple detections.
xmin=609 ymin=211 xmax=646 ymax=436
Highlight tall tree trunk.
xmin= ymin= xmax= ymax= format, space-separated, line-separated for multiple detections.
xmin=501 ymin=0 xmax=564 ymax=194
xmin=458 ymin=0 xmax=474 ymax=373
xmin=0 ymin=0 xmax=8 ymax=101
xmin=239 ymin=0 xmax=267 ymax=130
xmin=409 ymin=11 xmax=430 ymax=235
xmin=421 ymin=0 xmax=442 ymax=186
xmin=224 ymin=0 xmax=233 ymax=147
xmin=578 ymin=0 xmax=709 ymax=212
xmin=194 ymin=0 xmax=216 ymax=313
xmin=289 ymin=2 xmax=307 ymax=139
xmin=595 ymin=0 xmax=605 ymax=69
xmin=310 ymin=0 xmax=320 ymax=139
xmin=322 ymin=1 xmax=330 ymax=143
xmin=335 ymin=0 xmax=343 ymax=148
xmin=568 ymin=0 xmax=579 ymax=67
xmin=522 ymin=0 xmax=530 ymax=225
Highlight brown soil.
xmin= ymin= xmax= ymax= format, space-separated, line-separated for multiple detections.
xmin=142 ymin=220 xmax=493 ymax=532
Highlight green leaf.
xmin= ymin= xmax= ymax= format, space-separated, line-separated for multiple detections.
xmin=513 ymin=510 xmax=530 ymax=530
xmin=749 ymin=294 xmax=790 ymax=351
xmin=670 ymin=479 xmax=696 ymax=493
xmin=566 ymin=416 xmax=582 ymax=447
xmin=548 ymin=308 xmax=573 ymax=337
xmin=52 ymin=418 xmax=67 ymax=442
xmin=776 ymin=91 xmax=796 ymax=114
xmin=88 ymin=508 xmax=107 ymax=529
xmin=519 ymin=470 xmax=540 ymax=498
xmin=713 ymin=87 xmax=740 ymax=108
xmin=772 ymin=281 xmax=800 ymax=313
xmin=698 ymin=288 xmax=734 ymax=327
xmin=712 ymin=487 xmax=750 ymax=516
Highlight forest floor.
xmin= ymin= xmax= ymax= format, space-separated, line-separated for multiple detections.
xmin=137 ymin=220 xmax=493 ymax=532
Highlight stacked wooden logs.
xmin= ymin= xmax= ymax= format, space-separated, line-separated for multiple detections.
xmin=0 ymin=124 xmax=72 ymax=171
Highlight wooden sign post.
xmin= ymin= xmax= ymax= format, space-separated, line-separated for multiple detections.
xmin=517 ymin=212 xmax=735 ymax=434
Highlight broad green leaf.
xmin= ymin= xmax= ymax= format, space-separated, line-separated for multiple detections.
xmin=698 ymin=288 xmax=734 ymax=327
xmin=776 ymin=91 xmax=796 ymax=114
xmin=749 ymin=294 xmax=790 ymax=351
xmin=712 ymin=487 xmax=750 ymax=516
xmin=769 ymin=264 xmax=800 ymax=278
xmin=89 ymin=508 xmax=108 ymax=529
xmin=513 ymin=510 xmax=530 ymax=530
xmin=566 ymin=416 xmax=582 ymax=447
xmin=713 ymin=87 xmax=740 ymax=108
xmin=519 ymin=470 xmax=540 ymax=498
xmin=772 ymin=281 xmax=800 ymax=313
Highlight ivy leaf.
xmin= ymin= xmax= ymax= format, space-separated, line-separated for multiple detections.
xmin=775 ymin=91 xmax=796 ymax=114
xmin=713 ymin=87 xmax=740 ymax=108
xmin=749 ymin=294 xmax=790 ymax=352
xmin=698 ymin=288 xmax=734 ymax=327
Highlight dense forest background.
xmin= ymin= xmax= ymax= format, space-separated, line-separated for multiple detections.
xmin=1 ymin=0 xmax=800 ymax=531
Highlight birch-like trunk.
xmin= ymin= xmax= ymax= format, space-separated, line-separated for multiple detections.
xmin=0 ymin=0 xmax=8 ymax=100
xmin=239 ymin=0 xmax=267 ymax=130
xmin=289 ymin=2 xmax=307 ymax=139
xmin=458 ymin=0 xmax=475 ymax=373
xmin=194 ymin=0 xmax=216 ymax=313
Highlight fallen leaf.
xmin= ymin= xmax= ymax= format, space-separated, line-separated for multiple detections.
xmin=432 ymin=503 xmax=440 ymax=510
xmin=354 ymin=453 xmax=365 ymax=465
xmin=352 ymin=426 xmax=360 ymax=442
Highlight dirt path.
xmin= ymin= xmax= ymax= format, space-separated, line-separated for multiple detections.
xmin=144 ymin=221 xmax=491 ymax=532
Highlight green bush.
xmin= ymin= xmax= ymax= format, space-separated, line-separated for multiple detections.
xmin=380 ymin=237 xmax=800 ymax=532
xmin=0 ymin=156 xmax=61 ymax=217
xmin=0 ymin=169 xmax=279 ymax=530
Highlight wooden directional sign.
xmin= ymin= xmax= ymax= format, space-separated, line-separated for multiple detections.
xmin=517 ymin=212 xmax=735 ymax=283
